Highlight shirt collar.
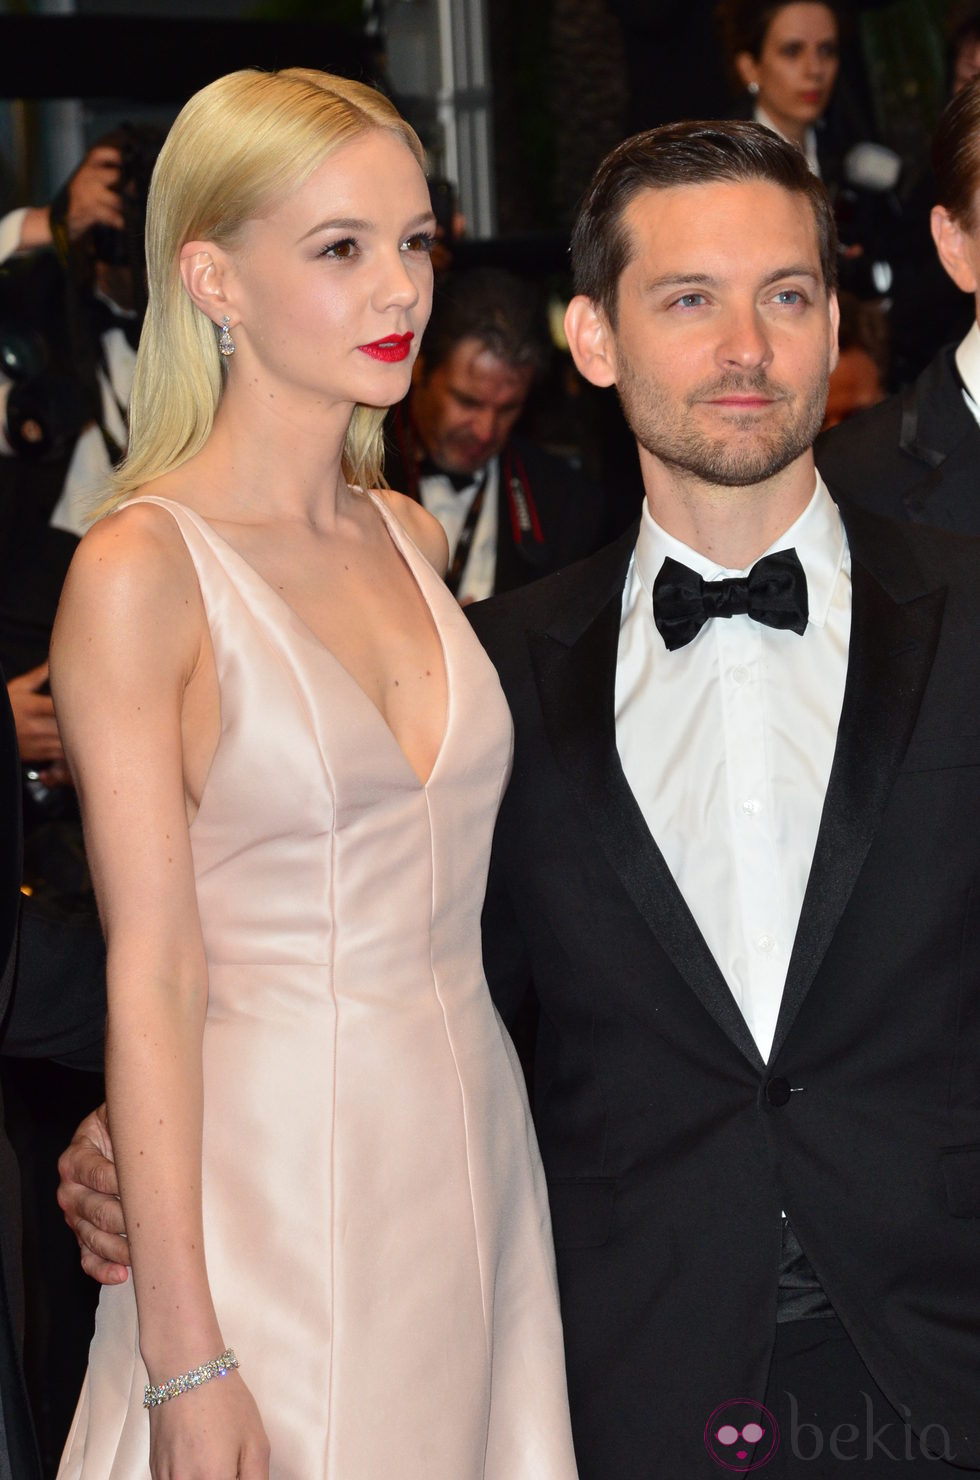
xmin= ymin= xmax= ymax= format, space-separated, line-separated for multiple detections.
xmin=754 ymin=104 xmax=820 ymax=178
xmin=632 ymin=472 xmax=846 ymax=630
xmin=954 ymin=321 xmax=980 ymax=422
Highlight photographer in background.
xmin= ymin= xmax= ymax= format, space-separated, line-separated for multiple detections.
xmin=386 ymin=267 xmax=607 ymax=604
xmin=0 ymin=125 xmax=159 ymax=1476
xmin=0 ymin=127 xmax=161 ymax=674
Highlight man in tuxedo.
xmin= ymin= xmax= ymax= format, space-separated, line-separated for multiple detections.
xmin=470 ymin=122 xmax=980 ymax=1477
xmin=816 ymin=76 xmax=980 ymax=530
xmin=56 ymin=122 xmax=980 ymax=1477
xmin=384 ymin=266 xmax=607 ymax=600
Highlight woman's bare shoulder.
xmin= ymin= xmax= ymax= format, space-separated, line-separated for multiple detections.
xmin=373 ymin=487 xmax=449 ymax=576
xmin=56 ymin=496 xmax=205 ymax=675
xmin=70 ymin=497 xmax=199 ymax=600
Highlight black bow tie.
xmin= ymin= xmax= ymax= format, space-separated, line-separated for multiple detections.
xmin=652 ymin=549 xmax=809 ymax=651
xmin=416 ymin=456 xmax=483 ymax=493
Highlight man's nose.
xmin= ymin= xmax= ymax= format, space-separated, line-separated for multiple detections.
xmin=469 ymin=407 xmax=498 ymax=444
xmin=716 ymin=305 xmax=772 ymax=370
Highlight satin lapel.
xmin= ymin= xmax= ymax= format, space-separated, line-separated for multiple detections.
xmin=901 ymin=433 xmax=980 ymax=532
xmin=897 ymin=353 xmax=980 ymax=531
xmin=770 ymin=553 xmax=946 ymax=1062
xmin=528 ymin=562 xmax=765 ymax=1068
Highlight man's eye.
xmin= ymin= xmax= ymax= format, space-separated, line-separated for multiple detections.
xmin=773 ymin=289 xmax=805 ymax=305
xmin=402 ymin=232 xmax=434 ymax=254
xmin=673 ymin=293 xmax=706 ymax=309
xmin=319 ymin=238 xmax=357 ymax=260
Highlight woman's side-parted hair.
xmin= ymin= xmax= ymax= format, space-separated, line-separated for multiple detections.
xmin=570 ymin=119 xmax=839 ymax=327
xmin=933 ymin=72 xmax=980 ymax=229
xmin=99 ymin=67 xmax=424 ymax=516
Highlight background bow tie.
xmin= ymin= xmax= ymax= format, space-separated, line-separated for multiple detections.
xmin=652 ymin=549 xmax=809 ymax=651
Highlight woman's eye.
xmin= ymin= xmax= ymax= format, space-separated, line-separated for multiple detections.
xmin=402 ymin=231 xmax=435 ymax=254
xmin=319 ymin=238 xmax=357 ymax=260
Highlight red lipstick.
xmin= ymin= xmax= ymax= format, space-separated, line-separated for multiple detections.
xmin=358 ymin=333 xmax=415 ymax=362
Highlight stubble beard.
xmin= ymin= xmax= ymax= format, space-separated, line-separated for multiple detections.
xmin=616 ymin=360 xmax=829 ymax=489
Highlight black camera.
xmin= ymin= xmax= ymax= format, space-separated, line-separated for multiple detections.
xmin=88 ymin=123 xmax=162 ymax=268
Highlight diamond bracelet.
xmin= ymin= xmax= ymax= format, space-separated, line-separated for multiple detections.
xmin=143 ymin=1348 xmax=239 ymax=1409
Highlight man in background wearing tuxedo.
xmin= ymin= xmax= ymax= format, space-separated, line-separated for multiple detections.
xmin=56 ymin=122 xmax=980 ymax=1477
xmin=384 ymin=266 xmax=606 ymax=601
xmin=816 ymin=75 xmax=980 ymax=531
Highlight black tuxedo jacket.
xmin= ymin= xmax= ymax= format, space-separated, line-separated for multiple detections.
xmin=384 ymin=420 xmax=608 ymax=595
xmin=815 ymin=344 xmax=980 ymax=533
xmin=469 ymin=502 xmax=980 ymax=1479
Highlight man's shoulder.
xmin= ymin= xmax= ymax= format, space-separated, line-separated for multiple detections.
xmin=816 ymin=391 xmax=902 ymax=466
xmin=817 ymin=344 xmax=964 ymax=483
xmin=468 ymin=522 xmax=637 ymax=660
xmin=841 ymin=496 xmax=980 ymax=595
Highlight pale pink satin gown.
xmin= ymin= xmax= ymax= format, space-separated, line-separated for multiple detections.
xmin=58 ymin=492 xmax=578 ymax=1479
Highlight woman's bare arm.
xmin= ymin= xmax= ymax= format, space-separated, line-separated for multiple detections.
xmin=51 ymin=502 xmax=269 ymax=1479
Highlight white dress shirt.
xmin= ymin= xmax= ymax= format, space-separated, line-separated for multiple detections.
xmin=615 ymin=476 xmax=851 ymax=1061
xmin=0 ymin=208 xmax=27 ymax=263
xmin=417 ymin=458 xmax=499 ymax=603
xmin=954 ymin=320 xmax=980 ymax=430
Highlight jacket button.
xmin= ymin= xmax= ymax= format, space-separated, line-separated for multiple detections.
xmin=765 ymin=1077 xmax=791 ymax=1107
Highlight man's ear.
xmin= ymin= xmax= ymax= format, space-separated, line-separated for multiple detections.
xmin=930 ymin=205 xmax=979 ymax=294
xmin=827 ymin=289 xmax=840 ymax=376
xmin=564 ymin=295 xmax=618 ymax=388
xmin=178 ymin=241 xmax=235 ymax=327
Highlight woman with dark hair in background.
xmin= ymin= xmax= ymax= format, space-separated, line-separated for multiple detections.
xmin=715 ymin=0 xmax=841 ymax=175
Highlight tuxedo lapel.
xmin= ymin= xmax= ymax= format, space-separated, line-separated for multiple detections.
xmin=770 ymin=509 xmax=947 ymax=1061
xmin=901 ymin=433 xmax=980 ymax=532
xmin=528 ymin=534 xmax=765 ymax=1068
xmin=897 ymin=350 xmax=980 ymax=532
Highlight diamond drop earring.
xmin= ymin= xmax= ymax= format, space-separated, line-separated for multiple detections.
xmin=217 ymin=315 xmax=235 ymax=357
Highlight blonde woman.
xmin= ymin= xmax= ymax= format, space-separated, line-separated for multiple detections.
xmin=52 ymin=69 xmax=577 ymax=1480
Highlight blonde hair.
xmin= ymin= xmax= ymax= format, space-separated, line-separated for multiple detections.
xmin=99 ymin=68 xmax=424 ymax=515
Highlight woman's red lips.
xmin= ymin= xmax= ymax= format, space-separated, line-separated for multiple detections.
xmin=357 ymin=333 xmax=415 ymax=362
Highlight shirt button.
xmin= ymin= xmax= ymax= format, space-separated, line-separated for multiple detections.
xmin=732 ymin=664 xmax=750 ymax=685
xmin=741 ymin=798 xmax=761 ymax=816
xmin=756 ymin=933 xmax=777 ymax=954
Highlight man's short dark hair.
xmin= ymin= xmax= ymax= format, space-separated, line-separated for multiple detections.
xmin=933 ymin=73 xmax=980 ymax=228
xmin=570 ymin=119 xmax=839 ymax=325
xmin=419 ymin=267 xmax=549 ymax=378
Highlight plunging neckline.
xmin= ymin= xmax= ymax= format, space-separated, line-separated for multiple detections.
xmin=134 ymin=491 xmax=451 ymax=790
